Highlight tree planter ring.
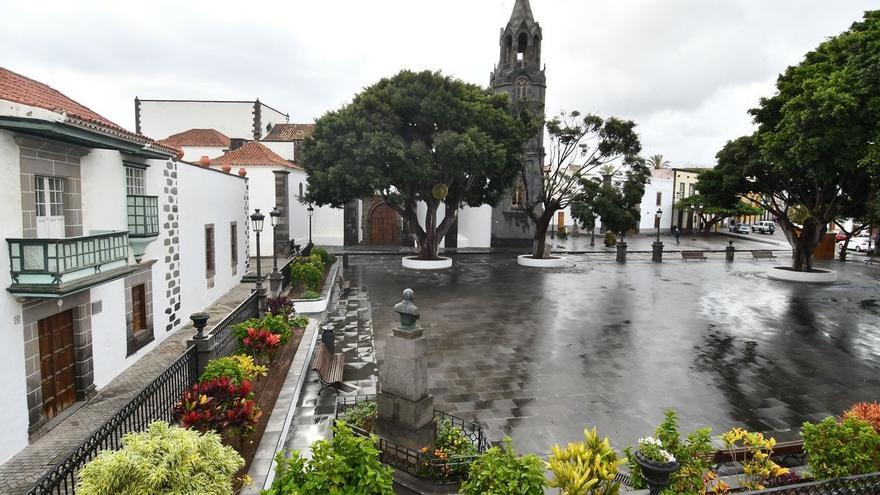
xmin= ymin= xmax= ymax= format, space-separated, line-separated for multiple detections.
xmin=517 ymin=254 xmax=568 ymax=268
xmin=402 ymin=256 xmax=452 ymax=270
xmin=767 ymin=266 xmax=837 ymax=284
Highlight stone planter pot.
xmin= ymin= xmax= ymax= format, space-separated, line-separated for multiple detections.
xmin=635 ymin=451 xmax=679 ymax=495
xmin=616 ymin=241 xmax=628 ymax=263
xmin=402 ymin=256 xmax=452 ymax=270
xmin=516 ymin=254 xmax=568 ymax=268
xmin=221 ymin=163 xmax=232 ymax=173
xmin=198 ymin=155 xmax=211 ymax=167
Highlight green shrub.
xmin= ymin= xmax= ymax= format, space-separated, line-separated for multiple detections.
xmin=624 ymin=410 xmax=713 ymax=494
xmin=290 ymin=315 xmax=309 ymax=328
xmin=77 ymin=421 xmax=243 ymax=495
xmin=341 ymin=400 xmax=377 ymax=432
xmin=302 ymin=290 xmax=320 ymax=300
xmin=313 ymin=247 xmax=336 ymax=265
xmin=264 ymin=422 xmax=393 ymax=495
xmin=460 ymin=437 xmax=546 ymax=495
xmin=802 ymin=416 xmax=880 ymax=479
xmin=233 ymin=313 xmax=292 ymax=346
xmin=548 ymin=427 xmax=622 ymax=495
xmin=290 ymin=262 xmax=322 ymax=291
xmin=603 ymin=231 xmax=617 ymax=246
xmin=199 ymin=354 xmax=267 ymax=385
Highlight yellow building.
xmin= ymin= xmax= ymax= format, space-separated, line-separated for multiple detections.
xmin=670 ymin=169 xmax=700 ymax=231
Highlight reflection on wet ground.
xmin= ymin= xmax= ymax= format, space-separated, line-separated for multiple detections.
xmin=351 ymin=254 xmax=880 ymax=454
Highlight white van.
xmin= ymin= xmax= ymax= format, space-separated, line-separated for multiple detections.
xmin=751 ymin=220 xmax=776 ymax=234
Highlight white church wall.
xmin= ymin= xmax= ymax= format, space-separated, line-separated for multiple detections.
xmin=138 ymin=100 xmax=257 ymax=141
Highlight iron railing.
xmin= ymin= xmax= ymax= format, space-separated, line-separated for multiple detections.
xmin=739 ymin=471 xmax=880 ymax=494
xmin=126 ymin=195 xmax=159 ymax=237
xmin=209 ymin=290 xmax=260 ymax=359
xmin=280 ymin=256 xmax=296 ymax=292
xmin=335 ymin=395 xmax=488 ymax=485
xmin=28 ymin=346 xmax=198 ymax=495
xmin=8 ymin=231 xmax=129 ymax=285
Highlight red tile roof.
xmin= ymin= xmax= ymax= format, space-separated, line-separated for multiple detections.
xmin=159 ymin=128 xmax=231 ymax=148
xmin=0 ymin=67 xmax=176 ymax=156
xmin=211 ymin=141 xmax=300 ymax=168
xmin=262 ymin=123 xmax=315 ymax=142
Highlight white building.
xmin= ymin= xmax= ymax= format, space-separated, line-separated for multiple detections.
xmin=135 ymin=98 xmax=288 ymax=141
xmin=157 ymin=128 xmax=230 ymax=162
xmin=639 ymin=168 xmax=675 ymax=234
xmin=0 ymin=68 xmax=250 ymax=464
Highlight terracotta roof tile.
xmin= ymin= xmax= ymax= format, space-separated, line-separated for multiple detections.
xmin=211 ymin=141 xmax=300 ymax=168
xmin=262 ymin=123 xmax=315 ymax=142
xmin=0 ymin=67 xmax=176 ymax=155
xmin=159 ymin=128 xmax=230 ymax=148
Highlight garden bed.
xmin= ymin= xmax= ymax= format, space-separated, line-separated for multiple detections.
xmin=231 ymin=324 xmax=305 ymax=485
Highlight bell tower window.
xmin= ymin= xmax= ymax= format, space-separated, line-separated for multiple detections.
xmin=517 ymin=33 xmax=528 ymax=61
xmin=504 ymin=35 xmax=513 ymax=63
xmin=515 ymin=78 xmax=529 ymax=99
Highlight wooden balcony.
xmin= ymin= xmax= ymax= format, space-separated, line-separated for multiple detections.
xmin=7 ymin=231 xmax=135 ymax=298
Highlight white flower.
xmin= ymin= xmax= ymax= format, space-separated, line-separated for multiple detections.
xmin=659 ymin=449 xmax=676 ymax=463
xmin=638 ymin=436 xmax=663 ymax=447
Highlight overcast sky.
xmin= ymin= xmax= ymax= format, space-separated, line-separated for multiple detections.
xmin=1 ymin=0 xmax=874 ymax=165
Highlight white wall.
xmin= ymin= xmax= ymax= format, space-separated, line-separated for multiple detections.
xmin=261 ymin=141 xmax=295 ymax=161
xmin=90 ymin=279 xmax=127 ymax=389
xmin=139 ymin=100 xmax=258 ymax=141
xmin=181 ymin=145 xmax=226 ymax=162
xmin=457 ymin=205 xmax=492 ymax=248
xmin=0 ymin=130 xmax=29 ymax=464
xmin=639 ymin=176 xmax=674 ymax=232
xmin=287 ymin=170 xmax=344 ymax=246
xmin=242 ymin=167 xmax=279 ymax=252
xmin=177 ymin=162 xmax=248 ymax=317
xmin=80 ymin=149 xmax=128 ymax=235
xmin=260 ymin=104 xmax=289 ymax=139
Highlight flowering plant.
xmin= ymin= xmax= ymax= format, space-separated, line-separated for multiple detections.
xmin=241 ymin=327 xmax=282 ymax=363
xmin=638 ymin=436 xmax=676 ymax=464
xmin=173 ymin=377 xmax=261 ymax=437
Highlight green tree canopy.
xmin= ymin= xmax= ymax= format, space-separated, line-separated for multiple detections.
xmin=673 ymin=167 xmax=763 ymax=233
xmin=717 ymin=11 xmax=880 ymax=271
xmin=570 ymin=162 xmax=651 ymax=238
xmin=301 ymin=70 xmax=532 ymax=260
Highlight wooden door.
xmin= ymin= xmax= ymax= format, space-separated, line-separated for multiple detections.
xmin=38 ymin=310 xmax=77 ymax=419
xmin=370 ymin=204 xmax=400 ymax=243
xmin=132 ymin=284 xmax=147 ymax=334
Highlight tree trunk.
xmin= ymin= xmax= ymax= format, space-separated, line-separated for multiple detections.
xmin=839 ymin=237 xmax=850 ymax=261
xmin=531 ymin=211 xmax=553 ymax=258
xmin=790 ymin=219 xmax=824 ymax=272
xmin=417 ymin=201 xmax=440 ymax=260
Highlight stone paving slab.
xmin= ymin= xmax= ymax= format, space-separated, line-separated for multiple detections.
xmin=0 ymin=267 xmax=269 ymax=495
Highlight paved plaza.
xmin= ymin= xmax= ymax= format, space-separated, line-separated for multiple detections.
xmin=351 ymin=253 xmax=880 ymax=455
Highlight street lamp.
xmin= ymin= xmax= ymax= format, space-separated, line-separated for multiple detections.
xmin=250 ymin=209 xmax=266 ymax=313
xmin=268 ymin=207 xmax=282 ymax=296
xmin=652 ymin=208 xmax=664 ymax=263
xmin=307 ymin=204 xmax=314 ymax=244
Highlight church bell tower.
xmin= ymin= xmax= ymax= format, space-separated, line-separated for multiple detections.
xmin=490 ymin=0 xmax=546 ymax=247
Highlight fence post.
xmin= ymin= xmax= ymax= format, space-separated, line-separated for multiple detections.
xmin=187 ymin=312 xmax=216 ymax=377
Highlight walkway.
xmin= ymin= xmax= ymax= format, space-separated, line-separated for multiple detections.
xmin=0 ymin=262 xmax=270 ymax=494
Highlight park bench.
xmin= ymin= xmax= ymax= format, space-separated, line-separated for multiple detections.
xmin=311 ymin=341 xmax=344 ymax=394
xmin=752 ymin=250 xmax=777 ymax=261
xmin=681 ymin=251 xmax=707 ymax=262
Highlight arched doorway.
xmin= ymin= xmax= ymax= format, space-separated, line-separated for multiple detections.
xmin=370 ymin=203 xmax=400 ymax=244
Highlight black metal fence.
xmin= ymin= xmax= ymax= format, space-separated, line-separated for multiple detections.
xmin=211 ymin=291 xmax=260 ymax=359
xmin=28 ymin=346 xmax=198 ymax=495
xmin=280 ymin=256 xmax=295 ymax=292
xmin=335 ymin=395 xmax=488 ymax=485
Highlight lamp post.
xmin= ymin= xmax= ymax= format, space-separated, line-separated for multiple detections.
xmin=250 ymin=209 xmax=266 ymax=313
xmin=307 ymin=204 xmax=314 ymax=245
xmin=652 ymin=207 xmax=663 ymax=263
xmin=268 ymin=207 xmax=282 ymax=296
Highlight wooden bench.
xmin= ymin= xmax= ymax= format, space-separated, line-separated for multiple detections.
xmin=311 ymin=342 xmax=344 ymax=394
xmin=752 ymin=250 xmax=777 ymax=261
xmin=681 ymin=251 xmax=707 ymax=262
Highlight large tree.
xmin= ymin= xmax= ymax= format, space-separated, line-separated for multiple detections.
xmin=570 ymin=162 xmax=651 ymax=239
xmin=518 ymin=111 xmax=642 ymax=258
xmin=718 ymin=11 xmax=880 ymax=271
xmin=300 ymin=70 xmax=531 ymax=260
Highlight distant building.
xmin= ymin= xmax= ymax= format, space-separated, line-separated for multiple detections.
xmin=158 ymin=128 xmax=231 ymax=161
xmin=135 ymin=98 xmax=289 ymax=141
xmin=670 ymin=168 xmax=701 ymax=231
xmin=0 ymin=68 xmax=249 ymax=464
xmin=640 ymin=168 xmax=675 ymax=233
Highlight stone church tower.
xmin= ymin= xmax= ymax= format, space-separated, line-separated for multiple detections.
xmin=490 ymin=0 xmax=546 ymax=248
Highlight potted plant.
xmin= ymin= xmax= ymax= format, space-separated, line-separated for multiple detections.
xmin=634 ymin=436 xmax=679 ymax=495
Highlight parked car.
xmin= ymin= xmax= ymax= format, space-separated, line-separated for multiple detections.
xmin=751 ymin=221 xmax=776 ymax=234
xmin=835 ymin=231 xmax=848 ymax=242
xmin=733 ymin=223 xmax=750 ymax=234
xmin=838 ymin=236 xmax=873 ymax=252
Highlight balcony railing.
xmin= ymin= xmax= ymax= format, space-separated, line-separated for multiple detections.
xmin=7 ymin=231 xmax=132 ymax=296
xmin=126 ymin=195 xmax=159 ymax=237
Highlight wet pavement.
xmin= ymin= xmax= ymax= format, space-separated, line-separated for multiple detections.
xmin=352 ymin=254 xmax=880 ymax=455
